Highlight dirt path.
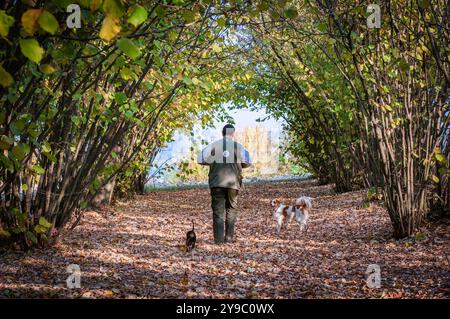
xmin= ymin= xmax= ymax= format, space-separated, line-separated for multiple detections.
xmin=0 ymin=179 xmax=448 ymax=298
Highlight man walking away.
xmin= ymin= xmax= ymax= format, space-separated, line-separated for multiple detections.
xmin=197 ymin=124 xmax=252 ymax=244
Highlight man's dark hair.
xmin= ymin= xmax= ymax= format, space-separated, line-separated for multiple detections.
xmin=222 ymin=124 xmax=235 ymax=136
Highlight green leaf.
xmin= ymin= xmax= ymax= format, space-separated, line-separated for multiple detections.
xmin=398 ymin=58 xmax=409 ymax=72
xmin=183 ymin=76 xmax=192 ymax=85
xmin=116 ymin=38 xmax=141 ymax=59
xmin=383 ymin=104 xmax=393 ymax=112
xmin=284 ymin=7 xmax=298 ymax=19
xmin=38 ymin=11 xmax=59 ymax=35
xmin=10 ymin=119 xmax=26 ymax=135
xmin=34 ymin=224 xmax=47 ymax=234
xmin=26 ymin=231 xmax=38 ymax=244
xmin=415 ymin=231 xmax=424 ymax=240
xmin=10 ymin=226 xmax=26 ymax=234
xmin=0 ymin=10 xmax=15 ymax=37
xmin=39 ymin=64 xmax=55 ymax=75
xmin=43 ymin=151 xmax=57 ymax=163
xmin=183 ymin=10 xmax=195 ymax=23
xmin=32 ymin=164 xmax=45 ymax=175
xmin=127 ymin=5 xmax=147 ymax=27
xmin=28 ymin=124 xmax=39 ymax=139
xmin=0 ymin=135 xmax=14 ymax=149
xmin=367 ymin=187 xmax=377 ymax=200
xmin=0 ymin=153 xmax=13 ymax=172
xmin=12 ymin=143 xmax=30 ymax=161
xmin=155 ymin=5 xmax=165 ymax=18
xmin=257 ymin=2 xmax=270 ymax=11
xmin=39 ymin=217 xmax=52 ymax=228
xmin=0 ymin=65 xmax=13 ymax=87
xmin=211 ymin=43 xmax=222 ymax=53
xmin=317 ymin=22 xmax=327 ymax=33
xmin=120 ymin=67 xmax=133 ymax=80
xmin=168 ymin=29 xmax=178 ymax=41
xmin=71 ymin=116 xmax=81 ymax=126
xmin=40 ymin=233 xmax=48 ymax=243
xmin=114 ymin=92 xmax=128 ymax=105
xmin=435 ymin=153 xmax=446 ymax=163
xmin=80 ymin=200 xmax=88 ymax=209
xmin=19 ymin=38 xmax=44 ymax=63
xmin=216 ymin=17 xmax=226 ymax=27
xmin=418 ymin=0 xmax=430 ymax=9
xmin=103 ymin=0 xmax=125 ymax=17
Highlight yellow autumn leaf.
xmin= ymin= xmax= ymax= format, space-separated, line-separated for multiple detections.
xmin=39 ymin=63 xmax=55 ymax=75
xmin=180 ymin=271 xmax=188 ymax=286
xmin=90 ymin=0 xmax=103 ymax=11
xmin=0 ymin=64 xmax=13 ymax=87
xmin=156 ymin=278 xmax=167 ymax=285
xmin=99 ymin=15 xmax=121 ymax=42
xmin=0 ymin=10 xmax=15 ymax=37
xmin=21 ymin=8 xmax=42 ymax=35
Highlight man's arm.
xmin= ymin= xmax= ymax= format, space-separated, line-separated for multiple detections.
xmin=197 ymin=145 xmax=213 ymax=165
xmin=239 ymin=145 xmax=252 ymax=168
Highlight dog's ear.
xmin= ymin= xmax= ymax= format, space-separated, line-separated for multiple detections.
xmin=270 ymin=199 xmax=279 ymax=207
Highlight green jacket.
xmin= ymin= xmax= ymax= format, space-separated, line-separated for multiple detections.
xmin=197 ymin=138 xmax=252 ymax=190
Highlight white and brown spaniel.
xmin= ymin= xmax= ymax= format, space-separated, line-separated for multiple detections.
xmin=271 ymin=197 xmax=312 ymax=234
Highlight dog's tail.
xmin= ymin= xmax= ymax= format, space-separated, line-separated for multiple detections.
xmin=296 ymin=196 xmax=312 ymax=209
xmin=192 ymin=220 xmax=195 ymax=231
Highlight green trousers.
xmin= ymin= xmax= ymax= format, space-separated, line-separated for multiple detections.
xmin=210 ymin=187 xmax=239 ymax=244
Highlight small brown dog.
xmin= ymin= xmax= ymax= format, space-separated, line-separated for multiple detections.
xmin=185 ymin=221 xmax=196 ymax=252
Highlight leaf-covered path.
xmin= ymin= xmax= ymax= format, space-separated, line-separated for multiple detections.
xmin=1 ymin=180 xmax=448 ymax=298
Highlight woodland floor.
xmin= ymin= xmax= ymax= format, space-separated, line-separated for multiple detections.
xmin=0 ymin=179 xmax=449 ymax=299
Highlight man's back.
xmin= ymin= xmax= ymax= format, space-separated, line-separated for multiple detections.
xmin=197 ymin=137 xmax=252 ymax=190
